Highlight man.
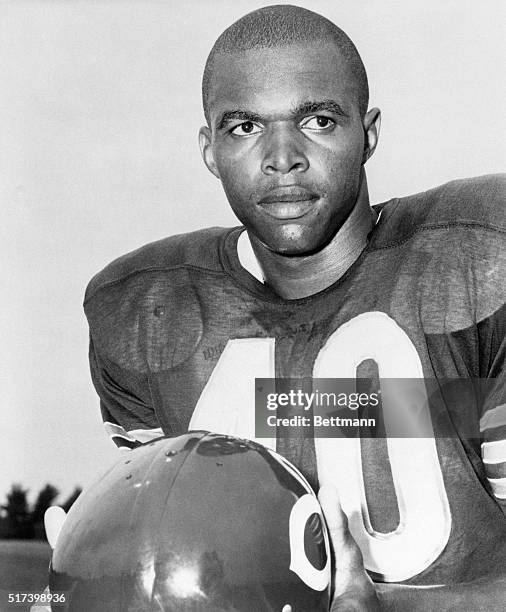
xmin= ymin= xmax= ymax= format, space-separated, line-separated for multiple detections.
xmin=84 ymin=5 xmax=505 ymax=610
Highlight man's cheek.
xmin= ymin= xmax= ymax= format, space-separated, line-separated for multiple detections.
xmin=220 ymin=167 xmax=258 ymax=207
xmin=220 ymin=176 xmax=246 ymax=205
xmin=216 ymin=143 xmax=255 ymax=169
xmin=220 ymin=180 xmax=256 ymax=224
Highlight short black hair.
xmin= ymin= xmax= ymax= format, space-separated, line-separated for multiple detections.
xmin=202 ymin=4 xmax=369 ymax=125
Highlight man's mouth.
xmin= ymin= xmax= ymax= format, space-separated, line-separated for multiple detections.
xmin=257 ymin=187 xmax=319 ymax=220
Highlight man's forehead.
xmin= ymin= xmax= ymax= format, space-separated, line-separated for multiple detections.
xmin=207 ymin=42 xmax=357 ymax=120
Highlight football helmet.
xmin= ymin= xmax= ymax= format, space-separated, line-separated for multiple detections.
xmin=49 ymin=432 xmax=331 ymax=611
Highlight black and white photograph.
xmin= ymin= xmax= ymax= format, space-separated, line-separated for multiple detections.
xmin=2 ymin=1 xmax=505 ymax=610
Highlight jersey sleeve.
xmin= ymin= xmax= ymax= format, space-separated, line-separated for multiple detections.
xmin=479 ymin=309 xmax=506 ymax=511
xmin=471 ymin=182 xmax=506 ymax=511
xmin=88 ymin=334 xmax=164 ymax=451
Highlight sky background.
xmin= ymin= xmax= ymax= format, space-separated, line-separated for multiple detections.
xmin=1 ymin=0 xmax=505 ymax=504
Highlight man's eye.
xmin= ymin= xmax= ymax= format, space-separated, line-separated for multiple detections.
xmin=301 ymin=116 xmax=335 ymax=131
xmin=230 ymin=121 xmax=262 ymax=136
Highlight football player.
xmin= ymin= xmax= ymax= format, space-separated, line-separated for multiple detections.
xmin=85 ymin=5 xmax=506 ymax=610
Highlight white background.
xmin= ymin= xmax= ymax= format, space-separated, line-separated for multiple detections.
xmin=1 ymin=0 xmax=504 ymax=502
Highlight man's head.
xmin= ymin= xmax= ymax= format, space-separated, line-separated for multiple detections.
xmin=202 ymin=5 xmax=369 ymax=126
xmin=199 ymin=4 xmax=380 ymax=256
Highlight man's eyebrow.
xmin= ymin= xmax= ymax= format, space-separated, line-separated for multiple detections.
xmin=294 ymin=99 xmax=348 ymax=117
xmin=217 ymin=110 xmax=262 ymax=130
xmin=216 ymin=100 xmax=347 ymax=130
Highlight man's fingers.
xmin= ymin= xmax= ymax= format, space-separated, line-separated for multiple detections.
xmin=44 ymin=505 xmax=67 ymax=549
xmin=319 ymin=485 xmax=380 ymax=610
xmin=318 ymin=484 xmax=366 ymax=573
xmin=318 ymin=484 xmax=349 ymax=551
xmin=318 ymin=484 xmax=343 ymax=527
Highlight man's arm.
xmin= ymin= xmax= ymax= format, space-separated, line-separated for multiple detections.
xmin=319 ymin=485 xmax=506 ymax=612
xmin=88 ymin=333 xmax=164 ymax=449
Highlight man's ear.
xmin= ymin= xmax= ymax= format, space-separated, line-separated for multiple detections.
xmin=199 ymin=126 xmax=221 ymax=179
xmin=362 ymin=107 xmax=381 ymax=164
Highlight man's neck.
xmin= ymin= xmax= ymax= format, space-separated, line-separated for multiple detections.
xmin=241 ymin=176 xmax=374 ymax=300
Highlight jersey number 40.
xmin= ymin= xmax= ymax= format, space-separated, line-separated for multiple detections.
xmin=189 ymin=311 xmax=452 ymax=582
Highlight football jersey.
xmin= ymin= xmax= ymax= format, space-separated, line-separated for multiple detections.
xmin=85 ymin=175 xmax=506 ymax=586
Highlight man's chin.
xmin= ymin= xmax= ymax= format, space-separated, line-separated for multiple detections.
xmin=263 ymin=228 xmax=328 ymax=257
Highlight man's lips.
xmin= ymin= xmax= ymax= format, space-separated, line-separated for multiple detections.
xmin=259 ymin=186 xmax=319 ymax=204
xmin=257 ymin=187 xmax=319 ymax=220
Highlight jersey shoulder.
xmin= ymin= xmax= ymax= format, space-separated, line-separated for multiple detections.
xmin=372 ymin=174 xmax=505 ymax=248
xmin=84 ymin=226 xmax=232 ymax=305
xmin=84 ymin=226 xmax=235 ymax=371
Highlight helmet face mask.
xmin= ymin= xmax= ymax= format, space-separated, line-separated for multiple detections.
xmin=49 ymin=432 xmax=331 ymax=611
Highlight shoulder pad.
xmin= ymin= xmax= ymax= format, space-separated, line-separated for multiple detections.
xmin=373 ymin=174 xmax=505 ymax=248
xmin=84 ymin=226 xmax=232 ymax=304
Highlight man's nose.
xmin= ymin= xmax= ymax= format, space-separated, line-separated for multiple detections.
xmin=261 ymin=125 xmax=309 ymax=175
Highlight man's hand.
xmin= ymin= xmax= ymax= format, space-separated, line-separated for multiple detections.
xmin=318 ymin=485 xmax=506 ymax=612
xmin=29 ymin=507 xmax=67 ymax=612
xmin=318 ymin=485 xmax=380 ymax=611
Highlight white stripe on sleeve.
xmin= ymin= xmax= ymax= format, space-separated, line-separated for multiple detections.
xmin=482 ymin=440 xmax=506 ymax=464
xmin=480 ymin=404 xmax=506 ymax=432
